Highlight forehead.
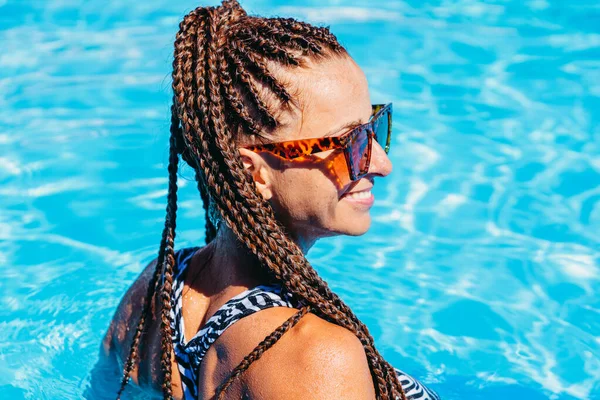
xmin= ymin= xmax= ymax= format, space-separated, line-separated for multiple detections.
xmin=277 ymin=55 xmax=372 ymax=140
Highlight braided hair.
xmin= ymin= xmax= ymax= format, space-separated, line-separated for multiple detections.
xmin=117 ymin=1 xmax=406 ymax=399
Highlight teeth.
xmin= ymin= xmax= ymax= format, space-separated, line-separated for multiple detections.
xmin=345 ymin=190 xmax=371 ymax=200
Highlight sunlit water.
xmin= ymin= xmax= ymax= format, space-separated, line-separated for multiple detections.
xmin=1 ymin=0 xmax=599 ymax=399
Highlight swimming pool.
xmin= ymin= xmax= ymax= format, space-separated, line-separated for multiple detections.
xmin=1 ymin=0 xmax=598 ymax=398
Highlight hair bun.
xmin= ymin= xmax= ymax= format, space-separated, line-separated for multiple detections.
xmin=220 ymin=0 xmax=247 ymax=23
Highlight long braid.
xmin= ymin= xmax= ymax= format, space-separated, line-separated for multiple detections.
xmin=237 ymin=18 xmax=404 ymax=399
xmin=195 ymin=169 xmax=217 ymax=243
xmin=215 ymin=306 xmax=311 ymax=399
xmin=156 ymin=132 xmax=179 ymax=400
xmin=186 ymin=8 xmax=219 ymax=244
xmin=115 ymin=103 xmax=183 ymax=400
xmin=118 ymin=1 xmax=407 ymax=399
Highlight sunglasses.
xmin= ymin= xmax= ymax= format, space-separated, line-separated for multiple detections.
xmin=242 ymin=103 xmax=392 ymax=181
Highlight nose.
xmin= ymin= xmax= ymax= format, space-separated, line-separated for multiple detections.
xmin=367 ymin=139 xmax=393 ymax=177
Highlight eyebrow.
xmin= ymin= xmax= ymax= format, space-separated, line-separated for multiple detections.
xmin=323 ymin=119 xmax=364 ymax=137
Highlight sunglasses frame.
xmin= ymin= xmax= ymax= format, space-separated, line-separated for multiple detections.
xmin=242 ymin=103 xmax=393 ymax=181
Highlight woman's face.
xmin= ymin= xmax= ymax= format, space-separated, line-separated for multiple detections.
xmin=241 ymin=54 xmax=392 ymax=250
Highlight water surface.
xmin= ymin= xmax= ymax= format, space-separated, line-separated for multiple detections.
xmin=1 ymin=0 xmax=599 ymax=399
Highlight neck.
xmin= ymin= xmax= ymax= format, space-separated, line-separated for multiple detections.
xmin=191 ymin=223 xmax=313 ymax=295
xmin=190 ymin=226 xmax=268 ymax=295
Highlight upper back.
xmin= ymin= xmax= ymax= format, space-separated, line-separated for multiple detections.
xmin=103 ymin=247 xmax=377 ymax=400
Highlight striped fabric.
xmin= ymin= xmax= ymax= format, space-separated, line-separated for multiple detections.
xmin=395 ymin=368 xmax=441 ymax=400
xmin=169 ymin=247 xmax=440 ymax=400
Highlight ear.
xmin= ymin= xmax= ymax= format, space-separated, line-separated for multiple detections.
xmin=238 ymin=148 xmax=274 ymax=201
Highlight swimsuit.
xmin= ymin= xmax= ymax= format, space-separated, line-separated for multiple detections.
xmin=170 ymin=247 xmax=440 ymax=400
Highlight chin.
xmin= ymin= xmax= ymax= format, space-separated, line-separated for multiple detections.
xmin=336 ymin=213 xmax=372 ymax=236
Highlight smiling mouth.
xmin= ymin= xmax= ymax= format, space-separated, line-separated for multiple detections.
xmin=339 ymin=180 xmax=375 ymax=207
xmin=342 ymin=188 xmax=372 ymax=200
xmin=340 ymin=177 xmax=375 ymax=199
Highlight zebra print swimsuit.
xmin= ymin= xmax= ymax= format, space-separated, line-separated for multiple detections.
xmin=170 ymin=247 xmax=440 ymax=400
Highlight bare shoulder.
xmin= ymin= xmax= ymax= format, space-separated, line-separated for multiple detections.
xmin=283 ymin=313 xmax=376 ymax=399
xmin=219 ymin=308 xmax=376 ymax=400
xmin=101 ymin=257 xmax=158 ymax=356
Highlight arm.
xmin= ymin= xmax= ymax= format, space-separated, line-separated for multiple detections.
xmin=104 ymin=257 xmax=158 ymax=356
xmin=86 ymin=257 xmax=159 ymax=398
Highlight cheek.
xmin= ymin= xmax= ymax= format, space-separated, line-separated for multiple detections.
xmin=330 ymin=152 xmax=353 ymax=193
xmin=312 ymin=150 xmax=353 ymax=195
xmin=272 ymin=165 xmax=341 ymax=221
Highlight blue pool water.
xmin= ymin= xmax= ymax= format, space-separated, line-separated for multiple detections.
xmin=1 ymin=0 xmax=599 ymax=399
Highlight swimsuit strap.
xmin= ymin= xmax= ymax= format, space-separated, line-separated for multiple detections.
xmin=168 ymin=246 xmax=301 ymax=399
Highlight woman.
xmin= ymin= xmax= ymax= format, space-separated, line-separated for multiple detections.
xmin=99 ymin=1 xmax=440 ymax=399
